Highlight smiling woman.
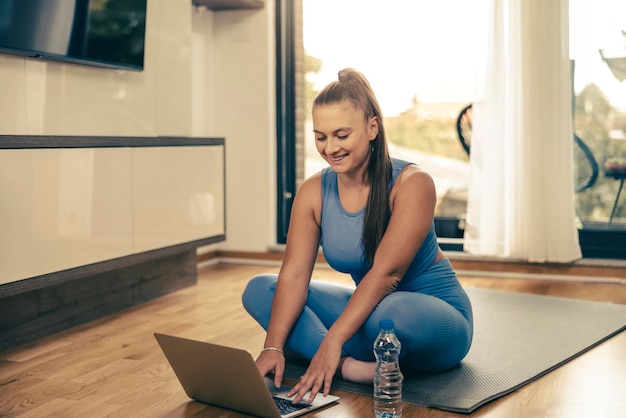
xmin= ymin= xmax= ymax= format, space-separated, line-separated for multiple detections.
xmin=243 ymin=68 xmax=473 ymax=406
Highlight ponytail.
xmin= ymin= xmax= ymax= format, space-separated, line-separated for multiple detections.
xmin=313 ymin=68 xmax=392 ymax=266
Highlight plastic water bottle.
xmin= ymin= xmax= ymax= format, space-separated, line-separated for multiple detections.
xmin=373 ymin=319 xmax=403 ymax=418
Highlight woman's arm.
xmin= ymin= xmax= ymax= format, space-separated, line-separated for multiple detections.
xmin=288 ymin=165 xmax=438 ymax=403
xmin=256 ymin=175 xmax=323 ymax=387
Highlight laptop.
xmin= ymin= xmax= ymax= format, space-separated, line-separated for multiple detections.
xmin=154 ymin=333 xmax=340 ymax=418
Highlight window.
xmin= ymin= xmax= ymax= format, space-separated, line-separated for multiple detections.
xmin=277 ymin=0 xmax=626 ymax=259
xmin=570 ymin=0 xmax=626 ymax=258
xmin=301 ymin=1 xmax=485 ymax=249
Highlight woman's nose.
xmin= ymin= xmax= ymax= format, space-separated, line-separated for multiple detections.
xmin=324 ymin=137 xmax=340 ymax=154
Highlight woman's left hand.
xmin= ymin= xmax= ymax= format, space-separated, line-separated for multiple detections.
xmin=286 ymin=339 xmax=342 ymax=404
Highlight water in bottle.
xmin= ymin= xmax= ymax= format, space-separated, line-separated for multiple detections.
xmin=373 ymin=319 xmax=403 ymax=418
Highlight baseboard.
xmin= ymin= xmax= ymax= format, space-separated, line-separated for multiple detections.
xmin=0 ymin=249 xmax=197 ymax=350
xmin=201 ymin=249 xmax=626 ymax=283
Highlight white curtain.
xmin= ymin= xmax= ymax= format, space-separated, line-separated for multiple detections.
xmin=464 ymin=0 xmax=582 ymax=262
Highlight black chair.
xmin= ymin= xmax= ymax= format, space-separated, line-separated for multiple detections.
xmin=604 ymin=159 xmax=626 ymax=225
xmin=454 ymin=103 xmax=599 ymax=193
xmin=455 ymin=103 xmax=472 ymax=155
xmin=573 ymin=134 xmax=599 ymax=193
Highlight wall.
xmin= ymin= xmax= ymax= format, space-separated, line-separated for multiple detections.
xmin=194 ymin=2 xmax=276 ymax=253
xmin=0 ymin=0 xmax=192 ymax=137
xmin=0 ymin=0 xmax=277 ymax=258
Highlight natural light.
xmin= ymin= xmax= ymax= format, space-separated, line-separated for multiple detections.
xmin=302 ymin=0 xmax=626 ymax=226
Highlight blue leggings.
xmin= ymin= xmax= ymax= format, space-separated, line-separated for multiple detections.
xmin=242 ymin=261 xmax=473 ymax=373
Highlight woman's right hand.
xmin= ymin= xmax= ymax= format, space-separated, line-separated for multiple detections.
xmin=256 ymin=349 xmax=285 ymax=389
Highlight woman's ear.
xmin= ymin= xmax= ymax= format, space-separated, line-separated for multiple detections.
xmin=368 ymin=116 xmax=379 ymax=140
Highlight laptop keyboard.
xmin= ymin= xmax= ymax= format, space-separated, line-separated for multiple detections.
xmin=272 ymin=396 xmax=311 ymax=415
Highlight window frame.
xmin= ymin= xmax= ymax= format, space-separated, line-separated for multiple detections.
xmin=275 ymin=0 xmax=296 ymax=244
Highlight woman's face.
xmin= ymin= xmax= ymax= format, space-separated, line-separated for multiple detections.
xmin=312 ymin=101 xmax=378 ymax=176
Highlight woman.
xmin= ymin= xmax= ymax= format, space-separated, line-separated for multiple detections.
xmin=242 ymin=68 xmax=473 ymax=404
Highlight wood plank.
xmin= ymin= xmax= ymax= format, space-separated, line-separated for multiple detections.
xmin=0 ymin=135 xmax=225 ymax=149
xmin=193 ymin=0 xmax=264 ymax=11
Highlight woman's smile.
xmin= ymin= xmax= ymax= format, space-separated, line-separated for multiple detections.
xmin=328 ymin=153 xmax=348 ymax=164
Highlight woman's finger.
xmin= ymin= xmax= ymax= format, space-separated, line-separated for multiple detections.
xmin=273 ymin=358 xmax=285 ymax=388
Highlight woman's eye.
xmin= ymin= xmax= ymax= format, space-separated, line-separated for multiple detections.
xmin=337 ymin=134 xmax=348 ymax=140
xmin=315 ymin=136 xmax=326 ymax=141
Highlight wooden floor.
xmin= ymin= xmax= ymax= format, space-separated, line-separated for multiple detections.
xmin=1 ymin=263 xmax=625 ymax=418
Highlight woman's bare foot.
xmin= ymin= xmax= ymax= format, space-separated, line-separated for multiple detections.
xmin=339 ymin=357 xmax=376 ymax=383
xmin=335 ymin=356 xmax=348 ymax=379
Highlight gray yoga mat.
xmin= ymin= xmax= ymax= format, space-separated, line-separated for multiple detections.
xmin=283 ymin=286 xmax=626 ymax=413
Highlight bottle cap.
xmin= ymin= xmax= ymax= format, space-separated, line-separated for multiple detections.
xmin=379 ymin=319 xmax=394 ymax=330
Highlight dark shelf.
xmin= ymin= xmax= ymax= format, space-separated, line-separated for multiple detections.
xmin=192 ymin=0 xmax=264 ymax=11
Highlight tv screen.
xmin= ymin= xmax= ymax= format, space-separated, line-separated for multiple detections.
xmin=0 ymin=0 xmax=147 ymax=71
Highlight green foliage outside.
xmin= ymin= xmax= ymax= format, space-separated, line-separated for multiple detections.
xmin=384 ymin=107 xmax=469 ymax=162
xmin=304 ymin=54 xmax=322 ymax=111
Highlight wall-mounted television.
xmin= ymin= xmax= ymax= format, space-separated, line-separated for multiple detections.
xmin=0 ymin=0 xmax=147 ymax=71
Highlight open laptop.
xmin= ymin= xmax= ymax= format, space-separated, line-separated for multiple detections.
xmin=154 ymin=333 xmax=340 ymax=418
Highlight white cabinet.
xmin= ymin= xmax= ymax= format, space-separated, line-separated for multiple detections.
xmin=132 ymin=146 xmax=225 ymax=252
xmin=0 ymin=139 xmax=225 ymax=286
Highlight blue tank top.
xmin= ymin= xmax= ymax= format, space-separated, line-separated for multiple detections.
xmin=320 ymin=158 xmax=440 ymax=288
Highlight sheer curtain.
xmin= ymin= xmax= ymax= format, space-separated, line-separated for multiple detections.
xmin=464 ymin=0 xmax=582 ymax=262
